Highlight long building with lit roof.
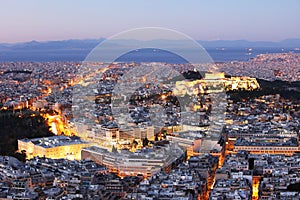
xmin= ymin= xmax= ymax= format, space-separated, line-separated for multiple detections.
xmin=18 ymin=136 xmax=90 ymax=160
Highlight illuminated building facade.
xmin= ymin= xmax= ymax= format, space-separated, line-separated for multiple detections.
xmin=18 ymin=136 xmax=89 ymax=160
xmin=173 ymin=73 xmax=260 ymax=96
xmin=167 ymin=130 xmax=204 ymax=157
xmin=117 ymin=126 xmax=155 ymax=141
xmin=233 ymin=145 xmax=299 ymax=155
xmin=233 ymin=137 xmax=299 ymax=155
xmin=81 ymin=143 xmax=185 ymax=178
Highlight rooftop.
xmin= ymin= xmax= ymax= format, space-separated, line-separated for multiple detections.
xmin=19 ymin=135 xmax=88 ymax=148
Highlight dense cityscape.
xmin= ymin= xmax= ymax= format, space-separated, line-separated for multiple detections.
xmin=0 ymin=51 xmax=298 ymax=199
xmin=2 ymin=0 xmax=300 ymax=199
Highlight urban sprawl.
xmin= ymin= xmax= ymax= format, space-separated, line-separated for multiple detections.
xmin=0 ymin=53 xmax=299 ymax=199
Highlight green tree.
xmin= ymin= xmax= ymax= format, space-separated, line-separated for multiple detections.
xmin=132 ymin=140 xmax=138 ymax=148
xmin=112 ymin=145 xmax=118 ymax=153
xmin=142 ymin=137 xmax=149 ymax=147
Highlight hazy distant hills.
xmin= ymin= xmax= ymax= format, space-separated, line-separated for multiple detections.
xmin=1 ymin=38 xmax=300 ymax=50
xmin=0 ymin=39 xmax=104 ymax=51
xmin=0 ymin=39 xmax=104 ymax=62
xmin=0 ymin=38 xmax=299 ymax=62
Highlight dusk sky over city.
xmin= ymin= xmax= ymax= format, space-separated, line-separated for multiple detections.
xmin=1 ymin=0 xmax=300 ymax=43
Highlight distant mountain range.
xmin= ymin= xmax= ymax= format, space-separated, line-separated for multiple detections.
xmin=0 ymin=39 xmax=104 ymax=51
xmin=0 ymin=38 xmax=299 ymax=62
xmin=1 ymin=38 xmax=300 ymax=50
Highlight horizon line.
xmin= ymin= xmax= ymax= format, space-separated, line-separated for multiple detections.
xmin=2 ymin=37 xmax=300 ymax=45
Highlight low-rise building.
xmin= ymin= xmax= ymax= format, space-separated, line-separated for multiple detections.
xmin=81 ymin=142 xmax=185 ymax=178
xmin=18 ymin=135 xmax=90 ymax=160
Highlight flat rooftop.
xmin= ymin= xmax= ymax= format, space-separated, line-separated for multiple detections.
xmin=19 ymin=136 xmax=88 ymax=148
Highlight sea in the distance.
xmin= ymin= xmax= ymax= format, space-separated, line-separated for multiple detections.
xmin=115 ymin=47 xmax=299 ymax=63
xmin=0 ymin=47 xmax=299 ymax=63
